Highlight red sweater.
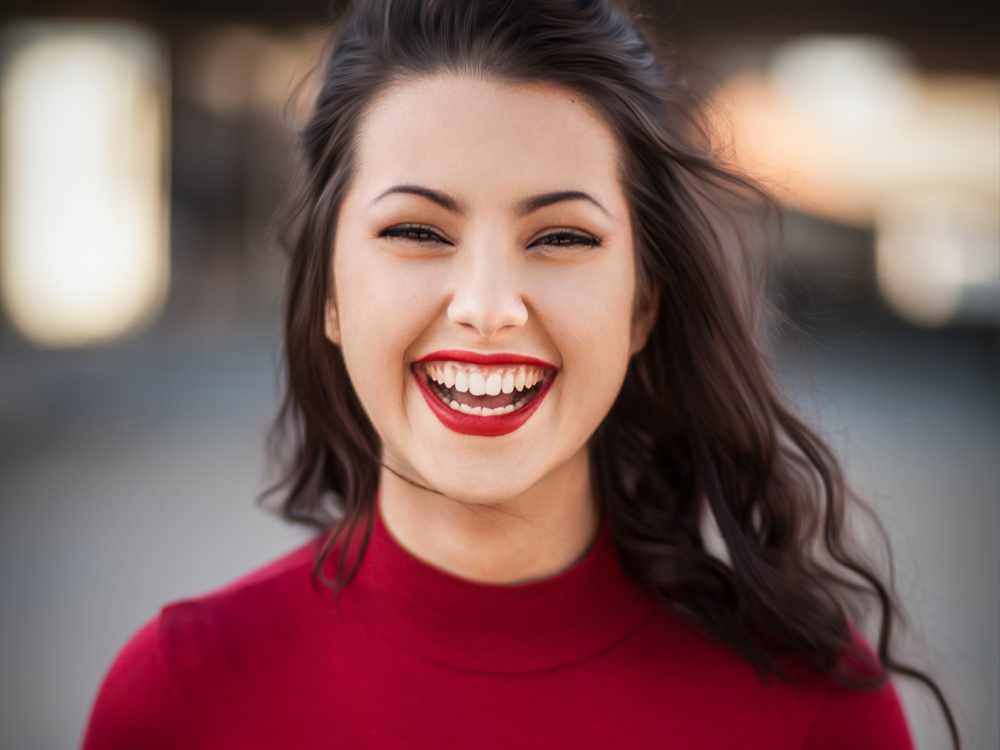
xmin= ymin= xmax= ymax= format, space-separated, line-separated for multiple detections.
xmin=82 ymin=493 xmax=915 ymax=748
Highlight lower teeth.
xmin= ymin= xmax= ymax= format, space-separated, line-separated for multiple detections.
xmin=429 ymin=380 xmax=539 ymax=417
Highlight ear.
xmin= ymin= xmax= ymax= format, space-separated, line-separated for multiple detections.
xmin=324 ymin=297 xmax=341 ymax=346
xmin=629 ymin=284 xmax=659 ymax=357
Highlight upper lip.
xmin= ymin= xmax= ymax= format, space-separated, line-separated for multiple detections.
xmin=414 ymin=349 xmax=559 ymax=370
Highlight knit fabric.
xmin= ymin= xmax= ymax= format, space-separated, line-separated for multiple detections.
xmin=82 ymin=491 xmax=915 ymax=749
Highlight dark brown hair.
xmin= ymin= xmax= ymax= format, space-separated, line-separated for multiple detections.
xmin=259 ymin=1 xmax=959 ymax=746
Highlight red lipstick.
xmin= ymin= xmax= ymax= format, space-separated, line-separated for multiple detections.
xmin=414 ymin=350 xmax=558 ymax=369
xmin=410 ymin=350 xmax=559 ymax=437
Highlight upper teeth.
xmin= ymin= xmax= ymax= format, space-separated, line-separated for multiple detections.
xmin=424 ymin=362 xmax=547 ymax=395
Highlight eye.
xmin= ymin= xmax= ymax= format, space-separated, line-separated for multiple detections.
xmin=378 ymin=224 xmax=448 ymax=245
xmin=531 ymin=231 xmax=602 ymax=251
xmin=378 ymin=224 xmax=602 ymax=251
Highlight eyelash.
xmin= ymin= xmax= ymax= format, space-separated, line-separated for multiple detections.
xmin=378 ymin=224 xmax=602 ymax=250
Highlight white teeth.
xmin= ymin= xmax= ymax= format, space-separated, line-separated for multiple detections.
xmin=426 ymin=362 xmax=544 ymax=417
xmin=445 ymin=399 xmax=518 ymax=416
xmin=420 ymin=357 xmax=556 ymax=417
xmin=422 ymin=361 xmax=551 ymax=395
xmin=468 ymin=371 xmax=486 ymax=396
xmin=485 ymin=371 xmax=502 ymax=396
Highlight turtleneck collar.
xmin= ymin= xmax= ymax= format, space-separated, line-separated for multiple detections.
xmin=342 ymin=489 xmax=657 ymax=674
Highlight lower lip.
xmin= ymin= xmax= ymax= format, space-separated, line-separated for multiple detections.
xmin=412 ymin=364 xmax=557 ymax=437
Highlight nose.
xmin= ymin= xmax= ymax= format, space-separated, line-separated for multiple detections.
xmin=446 ymin=243 xmax=528 ymax=339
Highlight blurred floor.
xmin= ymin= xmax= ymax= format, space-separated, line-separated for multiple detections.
xmin=0 ymin=306 xmax=997 ymax=749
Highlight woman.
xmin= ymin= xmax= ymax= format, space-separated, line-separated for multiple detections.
xmin=82 ymin=1 xmax=960 ymax=748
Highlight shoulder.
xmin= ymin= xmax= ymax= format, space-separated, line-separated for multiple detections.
xmin=81 ymin=535 xmax=324 ymax=749
xmin=633 ymin=609 xmax=916 ymax=748
xmin=801 ymin=625 xmax=916 ymax=750
xmin=80 ymin=612 xmax=184 ymax=749
xmin=157 ymin=534 xmax=327 ymax=672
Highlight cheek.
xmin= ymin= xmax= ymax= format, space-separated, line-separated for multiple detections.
xmin=541 ymin=261 xmax=635 ymax=411
xmin=537 ymin=259 xmax=635 ymax=350
xmin=336 ymin=246 xmax=426 ymax=347
xmin=333 ymin=250 xmax=442 ymax=423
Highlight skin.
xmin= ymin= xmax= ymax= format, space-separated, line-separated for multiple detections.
xmin=324 ymin=74 xmax=657 ymax=585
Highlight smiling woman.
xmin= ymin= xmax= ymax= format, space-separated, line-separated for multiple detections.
xmin=81 ymin=1 xmax=960 ymax=749
xmin=320 ymin=71 xmax=649 ymax=539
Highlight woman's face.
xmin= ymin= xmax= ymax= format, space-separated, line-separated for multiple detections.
xmin=326 ymin=74 xmax=656 ymax=504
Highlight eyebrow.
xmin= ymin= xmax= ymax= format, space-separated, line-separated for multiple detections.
xmin=369 ymin=183 xmax=612 ymax=219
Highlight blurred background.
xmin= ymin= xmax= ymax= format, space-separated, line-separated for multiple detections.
xmin=0 ymin=1 xmax=996 ymax=748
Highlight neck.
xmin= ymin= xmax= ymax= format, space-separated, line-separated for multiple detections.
xmin=377 ymin=447 xmax=600 ymax=585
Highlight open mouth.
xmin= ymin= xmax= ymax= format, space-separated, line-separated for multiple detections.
xmin=414 ymin=362 xmax=555 ymax=417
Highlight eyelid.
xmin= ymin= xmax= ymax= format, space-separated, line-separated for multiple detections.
xmin=378 ymin=223 xmax=446 ymax=241
xmin=378 ymin=223 xmax=601 ymax=248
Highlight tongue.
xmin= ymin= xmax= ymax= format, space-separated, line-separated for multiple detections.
xmin=452 ymin=390 xmax=515 ymax=409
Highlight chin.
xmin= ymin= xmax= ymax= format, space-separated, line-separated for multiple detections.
xmin=427 ymin=473 xmax=536 ymax=505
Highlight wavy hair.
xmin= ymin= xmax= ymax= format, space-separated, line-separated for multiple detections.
xmin=259 ymin=1 xmax=959 ymax=746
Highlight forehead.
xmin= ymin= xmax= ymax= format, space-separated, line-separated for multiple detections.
xmin=352 ymin=74 xmax=624 ymax=213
